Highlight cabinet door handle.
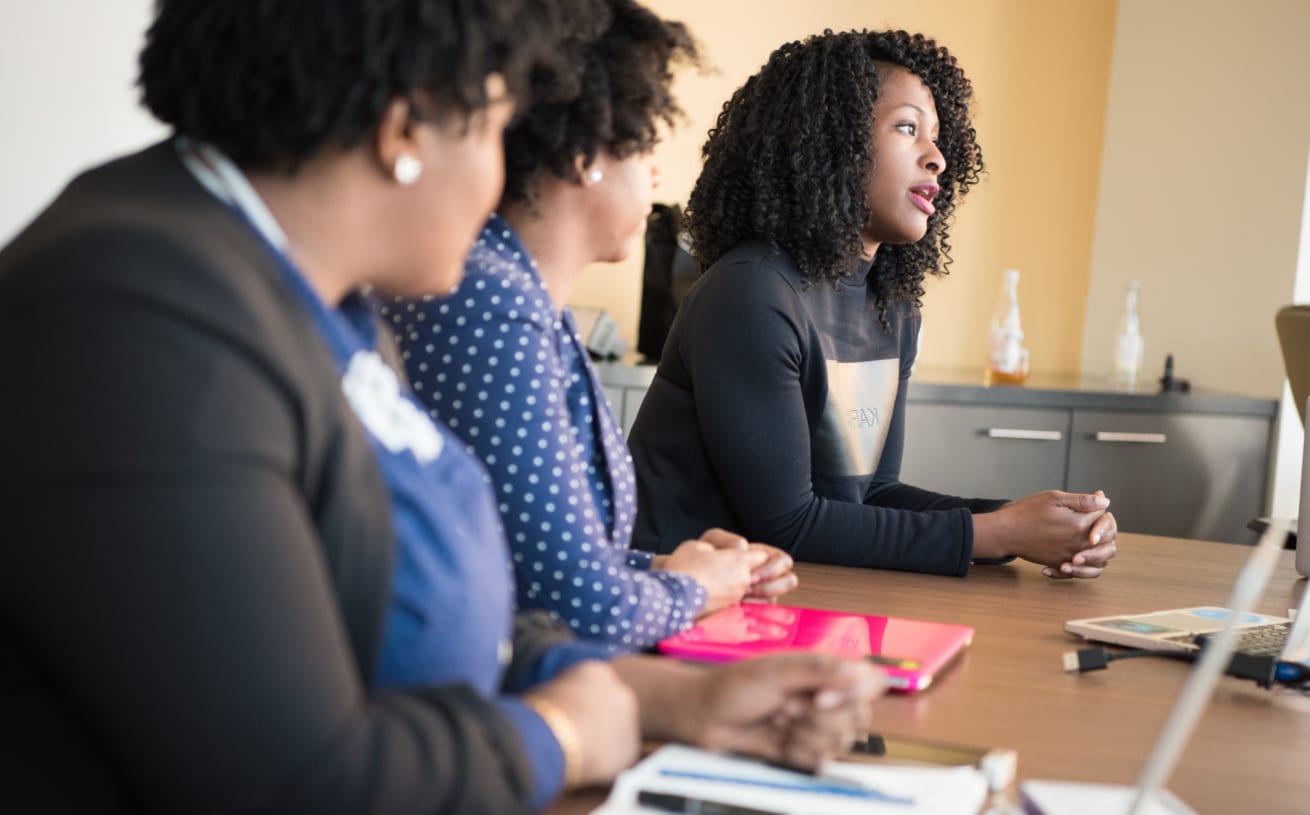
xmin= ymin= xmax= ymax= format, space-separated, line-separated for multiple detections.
xmin=986 ymin=428 xmax=1064 ymax=441
xmin=1094 ymin=431 xmax=1167 ymax=444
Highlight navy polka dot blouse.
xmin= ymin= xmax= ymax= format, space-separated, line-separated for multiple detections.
xmin=382 ymin=215 xmax=707 ymax=651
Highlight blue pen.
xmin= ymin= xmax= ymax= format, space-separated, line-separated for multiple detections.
xmin=656 ymin=767 xmax=915 ymax=806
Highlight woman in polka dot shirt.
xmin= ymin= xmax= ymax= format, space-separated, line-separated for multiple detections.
xmin=384 ymin=0 xmax=797 ymax=652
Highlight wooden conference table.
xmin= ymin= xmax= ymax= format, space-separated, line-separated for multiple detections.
xmin=549 ymin=533 xmax=1310 ymax=815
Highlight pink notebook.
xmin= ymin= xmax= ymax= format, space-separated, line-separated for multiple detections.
xmin=658 ymin=603 xmax=973 ymax=692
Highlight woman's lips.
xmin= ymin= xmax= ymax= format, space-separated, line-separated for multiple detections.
xmin=908 ymin=185 xmax=939 ymax=215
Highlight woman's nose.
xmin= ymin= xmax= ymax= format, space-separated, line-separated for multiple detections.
xmin=924 ymin=140 xmax=946 ymax=175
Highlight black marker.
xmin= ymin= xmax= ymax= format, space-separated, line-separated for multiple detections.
xmin=636 ymin=789 xmax=785 ymax=815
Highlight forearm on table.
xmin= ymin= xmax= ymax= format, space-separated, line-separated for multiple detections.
xmin=610 ymin=654 xmax=708 ymax=745
xmin=969 ymin=509 xmax=1019 ymax=561
xmin=866 ymin=480 xmax=1007 ymax=514
xmin=745 ymin=497 xmax=972 ymax=576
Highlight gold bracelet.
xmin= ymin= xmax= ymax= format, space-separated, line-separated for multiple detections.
xmin=524 ymin=696 xmax=583 ymax=789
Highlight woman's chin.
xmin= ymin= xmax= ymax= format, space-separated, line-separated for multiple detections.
xmin=599 ymin=230 xmax=645 ymax=265
xmin=377 ymin=262 xmax=464 ymax=299
xmin=423 ymin=265 xmax=464 ymax=297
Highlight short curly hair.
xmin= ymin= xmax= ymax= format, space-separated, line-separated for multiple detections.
xmin=687 ymin=29 xmax=985 ymax=325
xmin=139 ymin=0 xmax=559 ymax=172
xmin=499 ymin=0 xmax=698 ymax=207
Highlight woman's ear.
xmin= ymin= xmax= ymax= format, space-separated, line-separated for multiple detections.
xmin=573 ymin=154 xmax=604 ymax=187
xmin=376 ymin=97 xmax=424 ymax=185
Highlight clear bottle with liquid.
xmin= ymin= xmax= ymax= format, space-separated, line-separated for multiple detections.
xmin=986 ymin=268 xmax=1030 ymax=385
xmin=1111 ymin=279 xmax=1144 ymax=388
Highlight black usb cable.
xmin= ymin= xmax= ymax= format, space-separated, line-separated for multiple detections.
xmin=1062 ymin=644 xmax=1310 ymax=689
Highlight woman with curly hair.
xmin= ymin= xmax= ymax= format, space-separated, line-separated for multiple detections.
xmin=0 ymin=3 xmax=881 ymax=812
xmin=627 ymin=29 xmax=1119 ymax=579
xmin=386 ymin=0 xmax=798 ymax=653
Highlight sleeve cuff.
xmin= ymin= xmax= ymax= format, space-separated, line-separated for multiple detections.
xmin=505 ymin=641 xmax=611 ymax=692
xmin=498 ymin=697 xmax=565 ymax=813
xmin=537 ymin=641 xmax=613 ymax=681
xmin=964 ymin=504 xmax=1017 ymax=568
xmin=652 ymin=570 xmax=708 ymax=634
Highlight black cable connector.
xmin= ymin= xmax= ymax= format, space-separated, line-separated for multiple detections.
xmin=1222 ymin=653 xmax=1278 ymax=688
xmin=1063 ymin=646 xmax=1111 ymax=672
xmin=1062 ymin=645 xmax=1193 ymax=674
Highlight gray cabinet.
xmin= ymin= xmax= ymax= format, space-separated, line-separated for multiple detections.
xmin=904 ymin=402 xmax=1274 ymax=543
xmin=900 ymin=404 xmax=1069 ymax=500
xmin=1065 ymin=410 xmax=1271 ymax=543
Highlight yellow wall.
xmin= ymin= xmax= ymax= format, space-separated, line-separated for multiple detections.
xmin=568 ymin=0 xmax=1118 ymax=376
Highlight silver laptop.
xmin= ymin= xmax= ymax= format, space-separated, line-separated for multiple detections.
xmin=1065 ymin=602 xmax=1308 ymax=660
xmin=1066 ymin=557 xmax=1310 ymax=668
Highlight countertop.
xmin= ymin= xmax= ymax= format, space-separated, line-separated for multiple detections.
xmin=907 ymin=366 xmax=1278 ymax=417
xmin=593 ymin=358 xmax=1279 ymax=418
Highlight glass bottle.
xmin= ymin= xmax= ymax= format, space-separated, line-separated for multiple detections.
xmin=1111 ymin=279 xmax=1144 ymax=388
xmin=986 ymin=268 xmax=1030 ymax=385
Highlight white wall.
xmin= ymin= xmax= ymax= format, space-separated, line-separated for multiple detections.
xmin=1 ymin=1 xmax=166 ymax=245
xmin=1082 ymin=0 xmax=1310 ymax=399
xmin=1084 ymin=0 xmax=1310 ymax=520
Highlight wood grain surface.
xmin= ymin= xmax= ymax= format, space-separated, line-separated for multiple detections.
xmin=547 ymin=534 xmax=1310 ymax=814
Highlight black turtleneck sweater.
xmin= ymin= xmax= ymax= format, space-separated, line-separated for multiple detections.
xmin=628 ymin=241 xmax=1005 ymax=576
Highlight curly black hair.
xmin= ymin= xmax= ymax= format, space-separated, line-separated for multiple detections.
xmin=139 ymin=0 xmax=559 ymax=172
xmin=499 ymin=0 xmax=698 ymax=207
xmin=686 ymin=29 xmax=985 ymax=325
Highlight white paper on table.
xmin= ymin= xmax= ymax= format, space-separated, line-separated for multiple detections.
xmin=589 ymin=744 xmax=988 ymax=815
xmin=1021 ymin=779 xmax=1198 ymax=815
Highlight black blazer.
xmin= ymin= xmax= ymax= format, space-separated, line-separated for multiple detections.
xmin=0 ymin=143 xmax=556 ymax=814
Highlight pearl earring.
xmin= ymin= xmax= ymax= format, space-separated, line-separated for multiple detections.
xmin=393 ymin=154 xmax=423 ymax=185
xmin=586 ymin=169 xmax=603 ymax=184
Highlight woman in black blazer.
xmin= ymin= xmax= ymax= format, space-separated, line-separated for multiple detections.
xmin=0 ymin=2 xmax=880 ymax=813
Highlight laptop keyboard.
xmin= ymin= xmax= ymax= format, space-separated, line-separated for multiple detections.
xmin=1193 ymin=621 xmax=1293 ymax=656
